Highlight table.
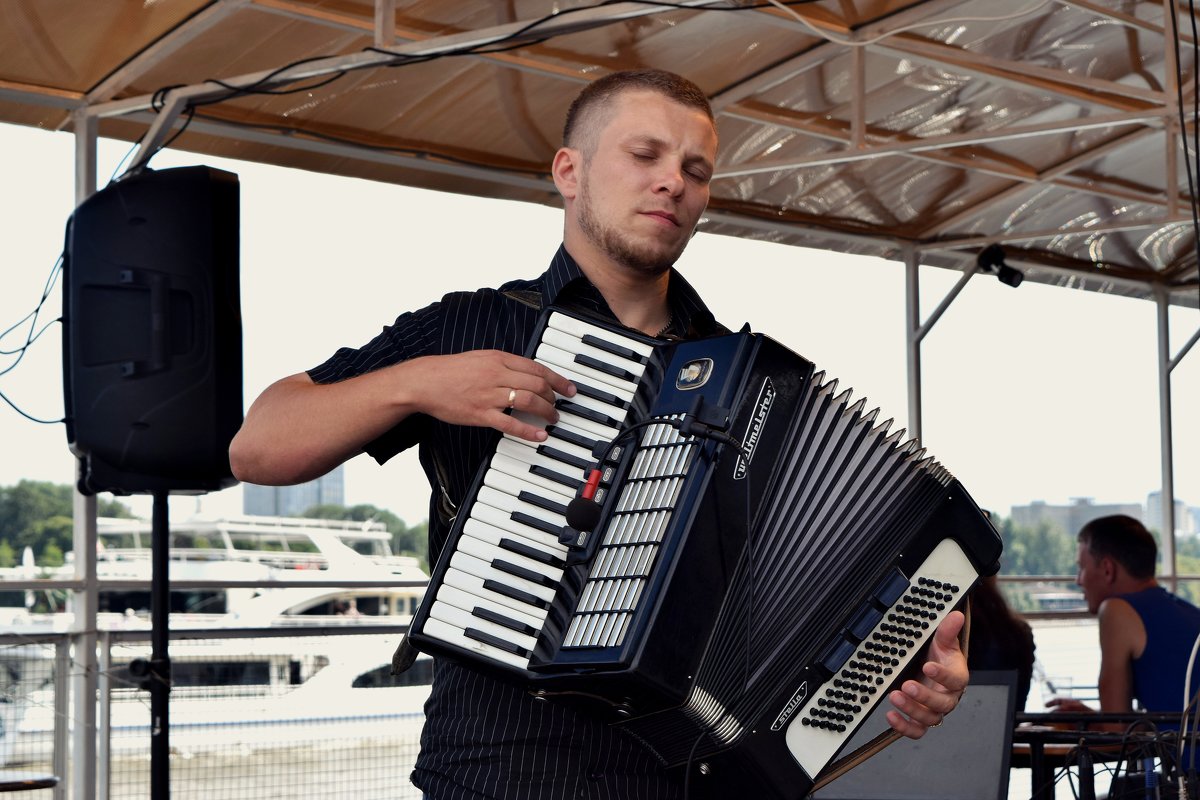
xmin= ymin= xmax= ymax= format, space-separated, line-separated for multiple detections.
xmin=0 ymin=772 xmax=58 ymax=793
xmin=1013 ymin=712 xmax=1188 ymax=800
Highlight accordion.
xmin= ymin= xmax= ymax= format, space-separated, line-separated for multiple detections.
xmin=403 ymin=306 xmax=1002 ymax=798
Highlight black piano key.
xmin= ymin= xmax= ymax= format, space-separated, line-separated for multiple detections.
xmin=546 ymin=425 xmax=603 ymax=456
xmin=536 ymin=444 xmax=592 ymax=473
xmin=580 ymin=333 xmax=648 ymax=364
xmin=572 ymin=379 xmax=629 ymax=410
xmin=473 ymin=605 xmax=541 ymax=638
xmin=500 ymin=537 xmax=565 ymax=568
xmin=575 ymin=353 xmax=636 ymax=383
xmin=464 ymin=626 xmax=532 ymax=658
xmin=517 ymin=490 xmax=568 ymax=517
xmin=556 ymin=399 xmax=620 ymax=429
xmin=493 ymin=558 xmax=559 ymax=589
xmin=529 ymin=464 xmax=584 ymax=491
xmin=483 ymin=578 xmax=549 ymax=610
xmin=512 ymin=511 xmax=565 ymax=538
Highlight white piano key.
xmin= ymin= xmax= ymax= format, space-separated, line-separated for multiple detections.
xmin=449 ymin=551 xmax=557 ymax=605
xmin=488 ymin=452 xmax=579 ymax=501
xmin=513 ymin=400 xmax=621 ymax=442
xmin=442 ymin=567 xmax=549 ymax=622
xmin=463 ymin=516 xmax=569 ymax=560
xmin=433 ymin=581 xmax=546 ymax=630
xmin=531 ymin=360 xmax=638 ymax=407
xmin=496 ymin=437 xmax=588 ymax=484
xmin=541 ymin=327 xmax=647 ymax=381
xmin=422 ymin=617 xmax=531 ymax=670
xmin=455 ymin=534 xmax=565 ymax=585
xmin=470 ymin=503 xmax=570 ymax=552
xmin=476 ymin=485 xmax=568 ymax=532
xmin=545 ymin=312 xmax=655 ymax=358
xmin=483 ymin=464 xmax=574 ymax=504
xmin=429 ymin=600 xmax=540 ymax=654
xmin=535 ymin=341 xmax=640 ymax=397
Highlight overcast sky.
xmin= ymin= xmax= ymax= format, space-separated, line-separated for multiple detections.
xmin=2 ymin=121 xmax=1198 ymax=528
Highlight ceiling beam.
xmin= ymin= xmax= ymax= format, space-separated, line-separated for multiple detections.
xmin=919 ymin=126 xmax=1163 ymax=237
xmin=713 ymin=109 xmax=1162 ymax=178
xmin=0 ymin=79 xmax=82 ymax=110
xmin=86 ymin=0 xmax=251 ymax=103
xmin=918 ymin=215 xmax=1194 ymax=251
xmin=870 ymin=33 xmax=1161 ymax=110
xmin=1058 ymin=0 xmax=1196 ymax=45
xmin=246 ymin=0 xmax=591 ymax=84
xmin=122 ymin=109 xmax=556 ymax=195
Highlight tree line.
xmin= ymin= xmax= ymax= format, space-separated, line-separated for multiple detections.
xmin=5 ymin=481 xmax=1197 ymax=607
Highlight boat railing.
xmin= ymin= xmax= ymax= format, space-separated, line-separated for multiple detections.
xmin=0 ymin=620 xmax=425 ymax=800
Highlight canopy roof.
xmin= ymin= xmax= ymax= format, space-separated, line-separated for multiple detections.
xmin=2 ymin=0 xmax=1197 ymax=305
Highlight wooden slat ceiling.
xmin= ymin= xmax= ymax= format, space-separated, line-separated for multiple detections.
xmin=2 ymin=0 xmax=1197 ymax=306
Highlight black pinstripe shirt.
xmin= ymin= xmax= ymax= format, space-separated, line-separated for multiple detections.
xmin=308 ymin=246 xmax=725 ymax=800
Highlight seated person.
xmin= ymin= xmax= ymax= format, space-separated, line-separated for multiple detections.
xmin=1049 ymin=515 xmax=1200 ymax=790
xmin=967 ymin=574 xmax=1036 ymax=710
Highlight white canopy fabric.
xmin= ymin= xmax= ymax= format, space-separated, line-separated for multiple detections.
xmin=2 ymin=0 xmax=1197 ymax=306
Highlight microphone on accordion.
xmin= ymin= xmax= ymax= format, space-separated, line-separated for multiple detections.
xmin=398 ymin=306 xmax=1003 ymax=799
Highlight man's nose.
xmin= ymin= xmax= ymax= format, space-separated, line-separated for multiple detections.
xmin=655 ymin=165 xmax=685 ymax=196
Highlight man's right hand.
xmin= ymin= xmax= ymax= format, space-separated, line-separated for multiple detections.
xmin=406 ymin=350 xmax=576 ymax=442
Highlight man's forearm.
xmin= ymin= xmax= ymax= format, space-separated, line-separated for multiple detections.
xmin=229 ymin=367 xmax=419 ymax=485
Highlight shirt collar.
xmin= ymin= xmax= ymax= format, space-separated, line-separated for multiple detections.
xmin=541 ymin=244 xmax=723 ymax=337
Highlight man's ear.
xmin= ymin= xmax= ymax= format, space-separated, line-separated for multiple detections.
xmin=1101 ymin=556 xmax=1118 ymax=583
xmin=552 ymin=147 xmax=582 ymax=201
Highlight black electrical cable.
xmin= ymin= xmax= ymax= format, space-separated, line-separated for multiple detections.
xmin=1167 ymin=0 xmax=1200 ymax=307
xmin=0 ymin=253 xmax=65 ymax=424
xmin=128 ymin=0 xmax=831 ymax=172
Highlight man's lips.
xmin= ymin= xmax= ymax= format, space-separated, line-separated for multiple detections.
xmin=640 ymin=210 xmax=679 ymax=227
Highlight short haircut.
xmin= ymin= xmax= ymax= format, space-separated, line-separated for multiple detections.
xmin=562 ymin=68 xmax=714 ymax=154
xmin=1078 ymin=514 xmax=1158 ymax=580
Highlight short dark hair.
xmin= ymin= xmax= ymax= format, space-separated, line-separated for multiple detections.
xmin=562 ymin=69 xmax=714 ymax=153
xmin=1078 ymin=515 xmax=1158 ymax=580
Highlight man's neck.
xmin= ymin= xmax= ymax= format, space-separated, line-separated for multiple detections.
xmin=565 ymin=242 xmax=671 ymax=336
xmin=1114 ymin=577 xmax=1159 ymax=597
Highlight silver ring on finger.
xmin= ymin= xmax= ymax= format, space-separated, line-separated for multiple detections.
xmin=506 ymin=388 xmax=518 ymax=409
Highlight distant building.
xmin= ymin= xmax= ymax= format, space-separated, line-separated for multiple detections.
xmin=1145 ymin=491 xmax=1197 ymax=537
xmin=1009 ymin=497 xmax=1143 ymax=536
xmin=243 ymin=466 xmax=346 ymax=517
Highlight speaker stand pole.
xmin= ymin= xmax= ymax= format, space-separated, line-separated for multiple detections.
xmin=150 ymin=490 xmax=171 ymax=800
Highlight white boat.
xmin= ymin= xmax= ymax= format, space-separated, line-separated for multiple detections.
xmin=1 ymin=514 xmax=429 ymax=630
xmin=0 ymin=515 xmax=433 ymax=771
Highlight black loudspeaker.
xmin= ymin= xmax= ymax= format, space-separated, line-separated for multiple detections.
xmin=62 ymin=165 xmax=243 ymax=496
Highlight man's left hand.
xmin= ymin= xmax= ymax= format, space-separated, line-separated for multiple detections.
xmin=885 ymin=609 xmax=969 ymax=739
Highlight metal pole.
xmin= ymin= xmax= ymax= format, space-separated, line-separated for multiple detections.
xmin=52 ymin=640 xmax=70 ymax=800
xmin=98 ymin=631 xmax=112 ymax=800
xmin=70 ymin=107 xmax=100 ymax=800
xmin=904 ymin=247 xmax=923 ymax=443
xmin=150 ymin=491 xmax=172 ymax=800
xmin=1155 ymin=287 xmax=1176 ymax=589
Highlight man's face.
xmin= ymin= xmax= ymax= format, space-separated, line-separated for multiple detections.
xmin=572 ymin=90 xmax=717 ymax=275
xmin=1075 ymin=541 xmax=1111 ymax=614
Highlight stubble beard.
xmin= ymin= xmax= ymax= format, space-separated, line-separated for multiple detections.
xmin=577 ymin=175 xmax=684 ymax=277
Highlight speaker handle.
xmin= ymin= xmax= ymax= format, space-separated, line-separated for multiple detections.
xmin=148 ymin=271 xmax=169 ymax=374
xmin=117 ymin=269 xmax=171 ymax=377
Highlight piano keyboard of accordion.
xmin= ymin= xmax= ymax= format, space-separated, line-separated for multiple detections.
xmin=403 ymin=306 xmax=1003 ymax=800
